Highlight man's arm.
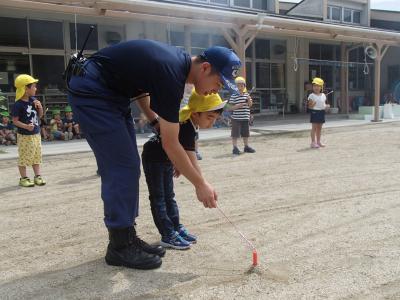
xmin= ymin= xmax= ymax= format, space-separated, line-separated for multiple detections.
xmin=135 ymin=94 xmax=158 ymax=123
xmin=159 ymin=118 xmax=217 ymax=208
xmin=186 ymin=150 xmax=202 ymax=175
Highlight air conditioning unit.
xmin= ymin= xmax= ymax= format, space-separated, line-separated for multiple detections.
xmin=273 ymin=44 xmax=286 ymax=56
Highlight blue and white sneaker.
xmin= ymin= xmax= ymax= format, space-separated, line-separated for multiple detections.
xmin=160 ymin=232 xmax=191 ymax=250
xmin=178 ymin=227 xmax=197 ymax=244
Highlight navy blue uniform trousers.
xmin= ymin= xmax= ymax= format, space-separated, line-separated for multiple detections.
xmin=68 ymin=61 xmax=140 ymax=228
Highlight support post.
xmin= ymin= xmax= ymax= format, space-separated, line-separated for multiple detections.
xmin=372 ymin=43 xmax=389 ymax=122
xmin=340 ymin=42 xmax=346 ymax=114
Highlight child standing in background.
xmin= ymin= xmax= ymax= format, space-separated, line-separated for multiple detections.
xmin=11 ymin=74 xmax=46 ymax=187
xmin=228 ymin=76 xmax=255 ymax=155
xmin=308 ymin=77 xmax=330 ymax=148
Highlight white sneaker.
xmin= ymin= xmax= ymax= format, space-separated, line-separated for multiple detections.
xmin=311 ymin=142 xmax=320 ymax=149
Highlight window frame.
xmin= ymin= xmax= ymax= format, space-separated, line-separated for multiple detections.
xmin=327 ymin=6 xmax=362 ymax=24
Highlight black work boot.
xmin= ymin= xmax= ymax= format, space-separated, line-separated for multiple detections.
xmin=131 ymin=227 xmax=166 ymax=257
xmin=105 ymin=227 xmax=162 ymax=270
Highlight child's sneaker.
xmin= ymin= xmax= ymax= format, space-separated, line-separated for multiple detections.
xmin=318 ymin=142 xmax=326 ymax=147
xmin=178 ymin=227 xmax=197 ymax=244
xmin=19 ymin=177 xmax=34 ymax=187
xmin=160 ymin=232 xmax=191 ymax=250
xmin=196 ymin=151 xmax=203 ymax=160
xmin=34 ymin=175 xmax=46 ymax=186
xmin=244 ymin=145 xmax=256 ymax=153
xmin=232 ymin=146 xmax=241 ymax=155
xmin=310 ymin=142 xmax=320 ymax=149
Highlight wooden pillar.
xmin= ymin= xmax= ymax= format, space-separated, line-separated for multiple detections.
xmin=221 ymin=28 xmax=257 ymax=79
xmin=373 ymin=43 xmax=389 ymax=122
xmin=237 ymin=35 xmax=246 ymax=76
xmin=373 ymin=47 xmax=382 ymax=122
xmin=340 ymin=42 xmax=346 ymax=114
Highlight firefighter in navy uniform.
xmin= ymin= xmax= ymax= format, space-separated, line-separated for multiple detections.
xmin=67 ymin=39 xmax=241 ymax=270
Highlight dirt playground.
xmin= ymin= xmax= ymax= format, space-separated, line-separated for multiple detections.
xmin=1 ymin=122 xmax=400 ymax=299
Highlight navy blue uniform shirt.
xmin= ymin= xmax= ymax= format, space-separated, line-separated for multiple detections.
xmin=142 ymin=120 xmax=197 ymax=163
xmin=91 ymin=40 xmax=191 ymax=123
xmin=11 ymin=97 xmax=40 ymax=135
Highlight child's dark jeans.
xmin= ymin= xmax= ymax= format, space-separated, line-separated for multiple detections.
xmin=142 ymin=160 xmax=182 ymax=239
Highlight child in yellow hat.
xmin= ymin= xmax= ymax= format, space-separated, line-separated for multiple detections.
xmin=11 ymin=74 xmax=46 ymax=187
xmin=228 ymin=76 xmax=255 ymax=155
xmin=142 ymin=90 xmax=226 ymax=250
xmin=308 ymin=77 xmax=330 ymax=148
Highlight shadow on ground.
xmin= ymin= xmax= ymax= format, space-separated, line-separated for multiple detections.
xmin=0 ymin=259 xmax=198 ymax=300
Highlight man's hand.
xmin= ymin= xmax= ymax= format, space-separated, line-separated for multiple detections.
xmin=159 ymin=117 xmax=217 ymax=208
xmin=195 ymin=181 xmax=218 ymax=208
xmin=26 ymin=123 xmax=35 ymax=131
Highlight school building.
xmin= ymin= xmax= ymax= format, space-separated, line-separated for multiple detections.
xmin=1 ymin=0 xmax=400 ymax=121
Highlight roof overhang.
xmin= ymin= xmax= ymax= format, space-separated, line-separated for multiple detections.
xmin=1 ymin=0 xmax=400 ymax=46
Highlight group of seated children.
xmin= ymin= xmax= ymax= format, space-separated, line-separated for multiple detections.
xmin=41 ymin=106 xmax=81 ymax=141
xmin=0 ymin=110 xmax=16 ymax=146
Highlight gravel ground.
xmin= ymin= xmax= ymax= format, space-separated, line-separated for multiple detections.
xmin=1 ymin=122 xmax=400 ymax=299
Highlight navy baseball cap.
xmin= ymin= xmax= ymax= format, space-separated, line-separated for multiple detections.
xmin=202 ymin=46 xmax=242 ymax=93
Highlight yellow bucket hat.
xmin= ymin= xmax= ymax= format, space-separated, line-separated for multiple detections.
xmin=234 ymin=76 xmax=246 ymax=85
xmin=312 ymin=77 xmax=324 ymax=86
xmin=234 ymin=76 xmax=248 ymax=93
xmin=179 ymin=90 xmax=227 ymax=122
xmin=15 ymin=74 xmax=38 ymax=101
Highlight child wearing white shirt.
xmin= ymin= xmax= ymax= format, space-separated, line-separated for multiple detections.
xmin=308 ymin=77 xmax=330 ymax=148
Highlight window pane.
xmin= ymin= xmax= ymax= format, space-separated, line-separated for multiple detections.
xmin=327 ymin=7 xmax=331 ymax=19
xmin=191 ymin=47 xmax=205 ymax=56
xmin=0 ymin=53 xmax=30 ymax=93
xmin=309 ymin=44 xmax=320 ymax=60
xmin=191 ymin=32 xmax=209 ymax=48
xmin=234 ymin=0 xmax=250 ymax=8
xmin=70 ymin=23 xmax=98 ymax=51
xmin=349 ymin=66 xmax=357 ymax=89
xmin=357 ymin=66 xmax=365 ymax=89
xmin=332 ymin=7 xmax=341 ymax=21
xmin=210 ymin=0 xmax=228 ymax=5
xmin=321 ymin=44 xmax=333 ymax=60
xmin=271 ymin=63 xmax=285 ymax=88
xmin=246 ymin=61 xmax=252 ymax=88
xmin=344 ymin=9 xmax=352 ymax=22
xmin=30 ymin=20 xmax=64 ymax=49
xmin=256 ymin=62 xmax=270 ymax=88
xmin=0 ymin=17 xmax=28 ymax=47
xmin=211 ymin=35 xmax=230 ymax=48
xmin=259 ymin=90 xmax=269 ymax=110
xmin=349 ymin=48 xmax=358 ymax=62
xmin=170 ymin=31 xmax=184 ymax=47
xmin=253 ymin=0 xmax=268 ymax=10
xmin=255 ymin=39 xmax=270 ymax=59
xmin=246 ymin=42 xmax=253 ymax=58
xmin=353 ymin=11 xmax=361 ymax=24
xmin=32 ymin=55 xmax=65 ymax=92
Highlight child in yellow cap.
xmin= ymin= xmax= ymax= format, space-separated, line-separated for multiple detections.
xmin=142 ymin=90 xmax=226 ymax=250
xmin=308 ymin=77 xmax=330 ymax=148
xmin=11 ymin=74 xmax=46 ymax=187
xmin=228 ymin=76 xmax=255 ymax=155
